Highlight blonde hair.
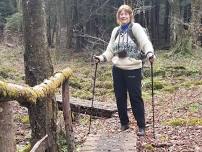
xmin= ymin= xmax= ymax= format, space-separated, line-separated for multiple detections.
xmin=116 ymin=4 xmax=134 ymax=25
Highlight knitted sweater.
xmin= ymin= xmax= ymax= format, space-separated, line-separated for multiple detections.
xmin=98 ymin=22 xmax=154 ymax=70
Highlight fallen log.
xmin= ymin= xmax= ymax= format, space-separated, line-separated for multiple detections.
xmin=56 ymin=96 xmax=118 ymax=118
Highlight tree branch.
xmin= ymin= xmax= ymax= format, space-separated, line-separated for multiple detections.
xmin=30 ymin=135 xmax=48 ymax=152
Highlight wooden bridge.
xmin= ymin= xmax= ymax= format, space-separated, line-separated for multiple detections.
xmin=57 ymin=96 xmax=138 ymax=151
xmin=80 ymin=131 xmax=137 ymax=151
xmin=0 ymin=67 xmax=138 ymax=152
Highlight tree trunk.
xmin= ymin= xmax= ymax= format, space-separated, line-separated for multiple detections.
xmin=16 ymin=0 xmax=22 ymax=12
xmin=51 ymin=16 xmax=57 ymax=46
xmin=55 ymin=0 xmax=62 ymax=51
xmin=169 ymin=0 xmax=182 ymax=47
xmin=191 ymin=0 xmax=202 ymax=46
xmin=164 ymin=1 xmax=170 ymax=44
xmin=0 ymin=102 xmax=16 ymax=152
xmin=169 ymin=0 xmax=192 ymax=54
xmin=151 ymin=0 xmax=158 ymax=46
xmin=22 ymin=0 xmax=57 ymax=151
xmin=64 ymin=0 xmax=73 ymax=49
xmin=45 ymin=0 xmax=57 ymax=47
xmin=72 ymin=0 xmax=83 ymax=51
xmin=47 ymin=14 xmax=52 ymax=47
xmin=155 ymin=0 xmax=160 ymax=46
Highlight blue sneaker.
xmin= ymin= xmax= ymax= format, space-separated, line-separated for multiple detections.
xmin=137 ymin=128 xmax=145 ymax=136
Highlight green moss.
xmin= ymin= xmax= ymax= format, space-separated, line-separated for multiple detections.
xmin=78 ymin=115 xmax=90 ymax=125
xmin=186 ymin=69 xmax=200 ymax=76
xmin=69 ymin=77 xmax=82 ymax=89
xmin=153 ymin=68 xmax=166 ymax=77
xmin=182 ymin=81 xmax=192 ymax=87
xmin=0 ymin=64 xmax=23 ymax=81
xmin=17 ymin=143 xmax=31 ymax=152
xmin=159 ymin=135 xmax=169 ymax=142
xmin=143 ymin=143 xmax=154 ymax=151
xmin=143 ymin=80 xmax=165 ymax=90
xmin=142 ymin=92 xmax=151 ymax=101
xmin=72 ymin=90 xmax=92 ymax=100
xmin=163 ymin=85 xmax=179 ymax=93
xmin=102 ymin=81 xmax=113 ymax=89
xmin=180 ymin=80 xmax=202 ymax=88
xmin=96 ymin=81 xmax=104 ymax=88
xmin=83 ymin=69 xmax=91 ymax=76
xmin=189 ymin=118 xmax=202 ymax=126
xmin=188 ymin=103 xmax=201 ymax=113
xmin=98 ymin=71 xmax=112 ymax=82
xmin=150 ymin=65 xmax=200 ymax=78
xmin=0 ymin=66 xmax=17 ymax=78
xmin=166 ymin=118 xmax=185 ymax=126
xmin=154 ymin=81 xmax=165 ymax=90
xmin=20 ymin=115 xmax=30 ymax=124
xmin=57 ymin=132 xmax=68 ymax=152
xmin=193 ymin=80 xmax=202 ymax=86
xmin=95 ymin=88 xmax=109 ymax=96
xmin=164 ymin=118 xmax=202 ymax=126
xmin=15 ymin=114 xmax=30 ymax=125
xmin=81 ymin=82 xmax=91 ymax=91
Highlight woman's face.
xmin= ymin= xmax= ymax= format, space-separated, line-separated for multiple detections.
xmin=119 ymin=10 xmax=130 ymax=25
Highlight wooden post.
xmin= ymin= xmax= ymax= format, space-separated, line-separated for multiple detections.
xmin=0 ymin=101 xmax=16 ymax=152
xmin=62 ymin=79 xmax=75 ymax=152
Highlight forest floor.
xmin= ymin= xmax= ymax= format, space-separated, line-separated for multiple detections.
xmin=0 ymin=43 xmax=202 ymax=151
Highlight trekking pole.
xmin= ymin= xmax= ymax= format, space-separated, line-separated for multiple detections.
xmin=151 ymin=62 xmax=155 ymax=139
xmin=88 ymin=61 xmax=98 ymax=134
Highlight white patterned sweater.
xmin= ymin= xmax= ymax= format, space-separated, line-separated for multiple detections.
xmin=98 ymin=22 xmax=154 ymax=70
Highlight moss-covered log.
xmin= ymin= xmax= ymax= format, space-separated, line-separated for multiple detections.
xmin=0 ymin=67 xmax=72 ymax=103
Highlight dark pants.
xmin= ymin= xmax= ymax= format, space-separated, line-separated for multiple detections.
xmin=112 ymin=66 xmax=145 ymax=128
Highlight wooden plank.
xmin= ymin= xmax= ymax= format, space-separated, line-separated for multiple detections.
xmin=80 ymin=132 xmax=137 ymax=151
xmin=56 ymin=96 xmax=118 ymax=118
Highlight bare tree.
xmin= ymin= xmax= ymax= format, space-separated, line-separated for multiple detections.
xmin=169 ymin=0 xmax=192 ymax=54
xmin=45 ymin=0 xmax=57 ymax=47
xmin=64 ymin=0 xmax=73 ymax=49
xmin=169 ymin=0 xmax=182 ymax=46
xmin=191 ymin=0 xmax=202 ymax=46
xmin=16 ymin=0 xmax=22 ymax=12
xmin=55 ymin=0 xmax=63 ymax=49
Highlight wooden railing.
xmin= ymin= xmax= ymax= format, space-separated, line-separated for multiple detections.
xmin=0 ymin=68 xmax=72 ymax=103
xmin=0 ymin=67 xmax=74 ymax=152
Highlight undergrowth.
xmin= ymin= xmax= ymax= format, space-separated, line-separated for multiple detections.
xmin=66 ymin=49 xmax=202 ymax=102
xmin=1 ymin=44 xmax=202 ymax=151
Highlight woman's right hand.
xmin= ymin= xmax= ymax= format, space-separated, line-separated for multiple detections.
xmin=149 ymin=55 xmax=154 ymax=64
xmin=93 ymin=55 xmax=101 ymax=63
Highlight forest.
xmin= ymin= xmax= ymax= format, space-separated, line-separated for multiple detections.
xmin=0 ymin=0 xmax=202 ymax=151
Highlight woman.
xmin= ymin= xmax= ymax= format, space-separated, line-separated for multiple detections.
xmin=94 ymin=4 xmax=154 ymax=136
